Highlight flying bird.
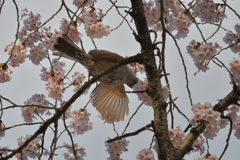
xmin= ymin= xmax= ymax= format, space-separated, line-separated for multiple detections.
xmin=53 ymin=34 xmax=139 ymax=122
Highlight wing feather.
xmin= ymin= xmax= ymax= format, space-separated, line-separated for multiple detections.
xmin=90 ymin=83 xmax=129 ymax=122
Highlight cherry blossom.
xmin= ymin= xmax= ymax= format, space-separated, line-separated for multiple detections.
xmin=69 ymin=109 xmax=92 ymax=135
xmin=187 ymin=40 xmax=221 ymax=72
xmin=223 ymin=23 xmax=240 ymax=54
xmin=195 ymin=154 xmax=219 ymax=160
xmin=45 ymin=77 xmax=66 ymax=101
xmin=72 ymin=71 xmax=87 ymax=92
xmin=0 ymin=147 xmax=9 ymax=156
xmin=153 ymin=127 xmax=205 ymax=154
xmin=18 ymin=9 xmax=42 ymax=47
xmin=126 ymin=61 xmax=144 ymax=76
xmin=133 ymin=79 xmax=170 ymax=106
xmin=233 ymin=115 xmax=240 ymax=139
xmin=29 ymin=43 xmax=48 ymax=65
xmin=22 ymin=94 xmax=49 ymax=122
xmin=4 ymin=42 xmax=30 ymax=67
xmin=60 ymin=18 xmax=82 ymax=43
xmin=191 ymin=0 xmax=226 ymax=23
xmin=79 ymin=7 xmax=110 ymax=38
xmin=15 ymin=135 xmax=42 ymax=160
xmin=105 ymin=138 xmax=129 ymax=160
xmin=40 ymin=58 xmax=65 ymax=81
xmin=189 ymin=102 xmax=221 ymax=139
xmin=136 ymin=148 xmax=154 ymax=160
xmin=63 ymin=143 xmax=86 ymax=160
xmin=229 ymin=57 xmax=240 ymax=85
xmin=142 ymin=0 xmax=192 ymax=39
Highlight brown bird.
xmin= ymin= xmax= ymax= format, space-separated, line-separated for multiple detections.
xmin=53 ymin=35 xmax=139 ymax=122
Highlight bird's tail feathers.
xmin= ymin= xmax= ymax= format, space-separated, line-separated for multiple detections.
xmin=53 ymin=34 xmax=92 ymax=69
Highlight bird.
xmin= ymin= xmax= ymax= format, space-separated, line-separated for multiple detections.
xmin=53 ymin=34 xmax=139 ymax=122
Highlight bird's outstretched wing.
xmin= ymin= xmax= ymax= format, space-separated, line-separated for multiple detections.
xmin=91 ymin=83 xmax=129 ymax=122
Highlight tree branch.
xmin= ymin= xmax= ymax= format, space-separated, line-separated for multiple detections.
xmin=107 ymin=123 xmax=152 ymax=143
xmin=0 ymin=54 xmax=141 ymax=160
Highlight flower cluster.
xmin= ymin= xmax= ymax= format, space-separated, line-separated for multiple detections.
xmin=192 ymin=135 xmax=206 ymax=155
xmin=63 ymin=143 xmax=86 ymax=160
xmin=190 ymin=0 xmax=226 ymax=23
xmin=189 ymin=102 xmax=221 ymax=139
xmin=133 ymin=78 xmax=170 ymax=106
xmin=126 ymin=62 xmax=144 ymax=76
xmin=168 ymin=126 xmax=186 ymax=148
xmin=16 ymin=135 xmax=42 ymax=160
xmin=233 ymin=115 xmax=240 ymax=139
xmin=223 ymin=23 xmax=240 ymax=53
xmin=80 ymin=7 xmax=110 ymax=38
xmin=133 ymin=79 xmax=152 ymax=106
xmin=0 ymin=147 xmax=9 ymax=157
xmin=136 ymin=148 xmax=154 ymax=160
xmin=60 ymin=18 xmax=82 ymax=43
xmin=72 ymin=71 xmax=87 ymax=92
xmin=187 ymin=40 xmax=221 ymax=72
xmin=0 ymin=63 xmax=12 ymax=83
xmin=153 ymin=127 xmax=205 ymax=154
xmin=29 ymin=43 xmax=48 ymax=65
xmin=69 ymin=109 xmax=92 ymax=135
xmin=40 ymin=58 xmax=66 ymax=81
xmin=105 ymin=138 xmax=129 ymax=160
xmin=195 ymin=154 xmax=219 ymax=160
xmin=18 ymin=9 xmax=62 ymax=65
xmin=143 ymin=0 xmax=192 ymax=39
xmin=221 ymin=104 xmax=240 ymax=139
xmin=45 ymin=77 xmax=66 ymax=101
xmin=228 ymin=57 xmax=240 ymax=85
xmin=41 ymin=59 xmax=66 ymax=100
xmin=229 ymin=57 xmax=240 ymax=83
xmin=18 ymin=8 xmax=42 ymax=47
xmin=4 ymin=42 xmax=30 ymax=67
xmin=22 ymin=94 xmax=49 ymax=122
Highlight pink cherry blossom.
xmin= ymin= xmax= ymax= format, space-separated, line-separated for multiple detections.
xmin=63 ymin=143 xmax=86 ymax=160
xmin=136 ymin=148 xmax=154 ymax=160
xmin=80 ymin=7 xmax=110 ymax=38
xmin=22 ymin=94 xmax=49 ymax=122
xmin=69 ymin=109 xmax=92 ymax=135
xmin=105 ymin=138 xmax=129 ymax=160
xmin=15 ymin=135 xmax=42 ymax=160
xmin=45 ymin=77 xmax=66 ymax=101
xmin=133 ymin=79 xmax=170 ymax=106
xmin=4 ymin=42 xmax=30 ymax=67
xmin=189 ymin=102 xmax=221 ymax=139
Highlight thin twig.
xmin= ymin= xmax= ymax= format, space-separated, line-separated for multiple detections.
xmin=107 ymin=123 xmax=152 ymax=143
xmin=6 ymin=0 xmax=20 ymax=63
xmin=122 ymin=102 xmax=143 ymax=135
xmin=178 ymin=0 xmax=206 ymax=43
xmin=0 ymin=0 xmax=5 ymax=14
xmin=166 ymin=30 xmax=193 ymax=106
xmin=63 ymin=113 xmax=77 ymax=160
xmin=219 ymin=115 xmax=232 ymax=160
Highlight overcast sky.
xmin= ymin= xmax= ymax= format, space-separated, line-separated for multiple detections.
xmin=1 ymin=0 xmax=240 ymax=159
